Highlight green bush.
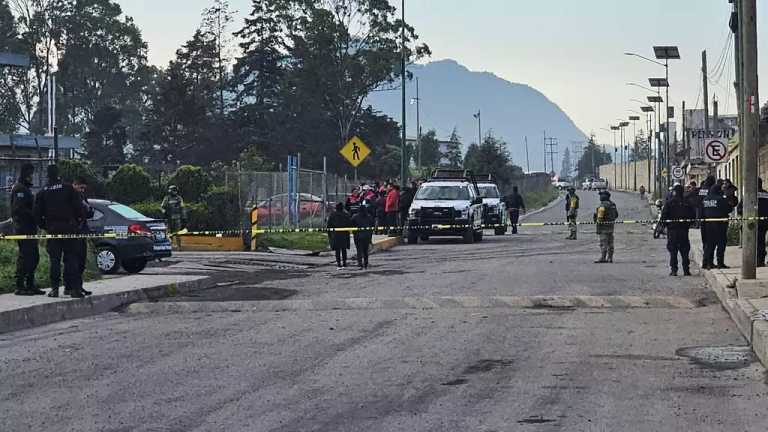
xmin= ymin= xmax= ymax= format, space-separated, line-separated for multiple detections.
xmin=202 ymin=187 xmax=241 ymax=231
xmin=58 ymin=159 xmax=106 ymax=198
xmin=167 ymin=165 xmax=211 ymax=203
xmin=0 ymin=241 xmax=100 ymax=294
xmin=132 ymin=202 xmax=164 ymax=220
xmin=107 ymin=164 xmax=153 ymax=204
xmin=185 ymin=202 xmax=210 ymax=231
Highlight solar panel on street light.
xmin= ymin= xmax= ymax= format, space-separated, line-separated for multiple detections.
xmin=647 ymin=95 xmax=664 ymax=103
xmin=619 ymin=122 xmax=630 ymax=127
xmin=653 ymin=46 xmax=681 ymax=60
xmin=648 ymin=78 xmax=669 ymax=88
xmin=629 ymin=116 xmax=641 ymax=121
xmin=641 ymin=106 xmax=655 ymax=112
xmin=610 ymin=126 xmax=620 ymax=131
xmin=0 ymin=52 xmax=30 ymax=68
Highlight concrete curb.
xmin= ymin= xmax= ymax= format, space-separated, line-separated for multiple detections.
xmin=689 ymin=230 xmax=768 ymax=367
xmin=0 ymin=276 xmax=215 ymax=334
xmin=371 ymin=236 xmax=401 ymax=254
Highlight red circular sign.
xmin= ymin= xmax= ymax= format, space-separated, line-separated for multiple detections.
xmin=705 ymin=140 xmax=727 ymax=162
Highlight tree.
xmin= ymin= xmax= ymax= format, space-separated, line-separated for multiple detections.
xmin=56 ymin=0 xmax=152 ymax=141
xmin=463 ymin=135 xmax=523 ymax=189
xmin=83 ymin=105 xmax=127 ymax=165
xmin=107 ymin=164 xmax=152 ymax=204
xmin=231 ymin=0 xmax=430 ymax=172
xmin=560 ymin=147 xmax=572 ymax=179
xmin=201 ymin=0 xmax=236 ymax=116
xmin=442 ymin=127 xmax=463 ymax=168
xmin=418 ymin=129 xmax=441 ymax=168
xmin=630 ymin=130 xmax=650 ymax=161
xmin=576 ymin=135 xmax=612 ymax=179
xmin=0 ymin=0 xmax=22 ymax=133
xmin=167 ymin=165 xmax=212 ymax=202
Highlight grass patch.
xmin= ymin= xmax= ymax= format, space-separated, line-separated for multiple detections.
xmin=0 ymin=241 xmax=101 ymax=295
xmin=525 ymin=186 xmax=560 ymax=211
xmin=257 ymin=232 xmax=329 ymax=252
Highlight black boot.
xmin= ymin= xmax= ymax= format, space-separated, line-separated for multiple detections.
xmin=70 ymin=290 xmax=85 ymax=299
xmin=683 ymin=269 xmax=692 ymax=276
xmin=47 ymin=289 xmax=59 ymax=298
xmin=670 ymin=270 xmax=678 ymax=276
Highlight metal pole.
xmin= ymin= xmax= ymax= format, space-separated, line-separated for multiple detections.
xmin=741 ymin=0 xmax=758 ymax=280
xmin=400 ymin=0 xmax=407 ymax=187
xmin=613 ymin=130 xmax=617 ymax=189
xmin=665 ymin=59 xmax=671 ymax=188
xmin=416 ymin=77 xmax=421 ymax=169
xmin=525 ymin=136 xmax=530 ymax=172
xmin=323 ymin=157 xmax=328 ymax=223
xmin=647 ymin=114 xmax=652 ymax=196
xmin=478 ymin=111 xmax=482 ymax=146
xmin=633 ymin=119 xmax=638 ymax=191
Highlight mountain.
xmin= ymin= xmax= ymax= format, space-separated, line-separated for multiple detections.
xmin=366 ymin=59 xmax=587 ymax=172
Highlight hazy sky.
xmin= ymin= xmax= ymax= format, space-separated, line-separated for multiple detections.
xmin=117 ymin=0 xmax=767 ymax=146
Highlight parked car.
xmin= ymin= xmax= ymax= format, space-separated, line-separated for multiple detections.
xmin=256 ymin=193 xmax=326 ymax=221
xmin=87 ymin=200 xmax=172 ymax=274
xmin=553 ymin=180 xmax=571 ymax=190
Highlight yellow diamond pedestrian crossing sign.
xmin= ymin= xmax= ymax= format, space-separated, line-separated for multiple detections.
xmin=340 ymin=136 xmax=371 ymax=167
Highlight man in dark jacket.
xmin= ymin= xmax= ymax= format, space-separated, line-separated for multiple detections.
xmin=35 ymin=165 xmax=87 ymax=298
xmin=662 ymin=184 xmax=695 ymax=276
xmin=697 ymin=176 xmax=717 ymax=250
xmin=702 ymin=183 xmax=734 ymax=269
xmin=737 ymin=177 xmax=768 ymax=267
xmin=399 ymin=182 xmax=417 ymax=229
xmin=327 ymin=202 xmax=352 ymax=269
xmin=352 ymin=205 xmax=375 ymax=269
xmin=504 ymin=186 xmax=526 ymax=234
xmin=11 ymin=163 xmax=44 ymax=296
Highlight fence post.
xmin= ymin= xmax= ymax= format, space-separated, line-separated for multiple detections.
xmin=297 ymin=153 xmax=301 ymax=227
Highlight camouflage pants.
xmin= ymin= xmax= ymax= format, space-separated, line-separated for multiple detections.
xmin=599 ymin=232 xmax=615 ymax=257
xmin=567 ymin=213 xmax=578 ymax=238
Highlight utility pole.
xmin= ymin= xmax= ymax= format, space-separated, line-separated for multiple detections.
xmin=524 ymin=136 xmax=530 ymax=173
xmin=702 ymin=50 xmax=710 ymax=134
xmin=545 ymin=137 xmax=558 ymax=176
xmin=543 ymin=131 xmax=547 ymax=172
xmin=741 ymin=0 xmax=758 ymax=280
xmin=733 ymin=0 xmax=744 ymax=188
xmin=400 ymin=0 xmax=407 ymax=187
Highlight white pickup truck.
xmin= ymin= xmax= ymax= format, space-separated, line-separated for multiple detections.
xmin=591 ymin=178 xmax=609 ymax=190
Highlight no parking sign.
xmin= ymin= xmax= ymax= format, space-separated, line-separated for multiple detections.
xmin=704 ymin=139 xmax=728 ymax=163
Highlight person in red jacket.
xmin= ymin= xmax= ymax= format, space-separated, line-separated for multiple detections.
xmin=385 ymin=184 xmax=400 ymax=232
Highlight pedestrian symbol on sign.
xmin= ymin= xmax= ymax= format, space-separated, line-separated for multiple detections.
xmin=352 ymin=142 xmax=361 ymax=161
xmin=704 ymin=139 xmax=728 ymax=163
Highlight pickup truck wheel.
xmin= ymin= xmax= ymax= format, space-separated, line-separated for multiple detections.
xmin=406 ymin=231 xmax=419 ymax=245
xmin=494 ymin=226 xmax=507 ymax=236
xmin=96 ymin=247 xmax=120 ymax=274
xmin=419 ymin=235 xmax=430 ymax=242
xmin=463 ymin=225 xmax=475 ymax=244
xmin=474 ymin=229 xmax=484 ymax=242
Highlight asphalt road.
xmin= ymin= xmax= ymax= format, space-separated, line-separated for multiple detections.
xmin=2 ymin=191 xmax=767 ymax=432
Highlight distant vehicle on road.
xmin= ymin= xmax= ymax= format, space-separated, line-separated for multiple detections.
xmin=554 ymin=180 xmax=572 ymax=190
xmin=88 ymin=200 xmax=172 ymax=274
xmin=591 ymin=178 xmax=609 ymax=190
xmin=582 ymin=178 xmax=594 ymax=190
xmin=406 ymin=169 xmax=484 ymax=244
xmin=476 ymin=174 xmax=508 ymax=235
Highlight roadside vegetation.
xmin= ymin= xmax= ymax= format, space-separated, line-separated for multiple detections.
xmin=0 ymin=241 xmax=101 ymax=295
xmin=257 ymin=232 xmax=329 ymax=253
xmin=525 ymin=186 xmax=560 ymax=211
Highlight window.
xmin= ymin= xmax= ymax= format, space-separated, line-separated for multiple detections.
xmin=89 ymin=209 xmax=105 ymax=221
xmin=415 ymin=185 xmax=470 ymax=201
xmin=478 ymin=186 xmax=500 ymax=198
xmin=108 ymin=204 xmax=151 ymax=221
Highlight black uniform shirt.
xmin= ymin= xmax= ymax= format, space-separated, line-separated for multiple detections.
xmin=34 ymin=182 xmax=86 ymax=234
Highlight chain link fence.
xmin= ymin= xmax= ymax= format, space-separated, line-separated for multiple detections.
xmin=229 ymin=169 xmax=359 ymax=229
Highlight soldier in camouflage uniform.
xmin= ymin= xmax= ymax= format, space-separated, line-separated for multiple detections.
xmin=594 ymin=190 xmax=619 ymax=263
xmin=162 ymin=185 xmax=185 ymax=244
xmin=565 ymin=187 xmax=580 ymax=240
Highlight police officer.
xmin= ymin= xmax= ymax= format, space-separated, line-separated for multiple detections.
xmin=565 ymin=187 xmax=579 ymax=240
xmin=702 ymin=183 xmax=734 ymax=270
xmin=594 ymin=190 xmax=618 ymax=263
xmin=661 ymin=184 xmax=695 ymax=276
xmin=504 ymin=186 xmax=526 ymax=234
xmin=162 ymin=185 xmax=185 ymax=234
xmin=11 ymin=163 xmax=44 ymax=296
xmin=69 ymin=176 xmax=93 ymax=296
xmin=35 ymin=165 xmax=87 ymax=298
xmin=697 ymin=176 xmax=716 ymax=251
xmin=737 ymin=178 xmax=768 ymax=267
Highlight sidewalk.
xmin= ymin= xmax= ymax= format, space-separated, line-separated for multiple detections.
xmin=689 ymin=230 xmax=768 ymax=367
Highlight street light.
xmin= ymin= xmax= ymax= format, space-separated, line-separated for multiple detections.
xmin=400 ymin=0 xmax=406 ymax=187
xmin=611 ymin=125 xmax=620 ymax=189
xmin=409 ymin=77 xmax=421 ymax=169
xmin=0 ymin=52 xmax=30 ymax=67
xmin=629 ymin=115 xmax=641 ymax=191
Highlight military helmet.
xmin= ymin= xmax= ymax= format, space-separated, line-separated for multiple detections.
xmin=599 ymin=190 xmax=611 ymax=198
xmin=168 ymin=185 xmax=178 ymax=193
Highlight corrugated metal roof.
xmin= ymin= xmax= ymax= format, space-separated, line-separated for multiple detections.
xmin=0 ymin=135 xmax=80 ymax=149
